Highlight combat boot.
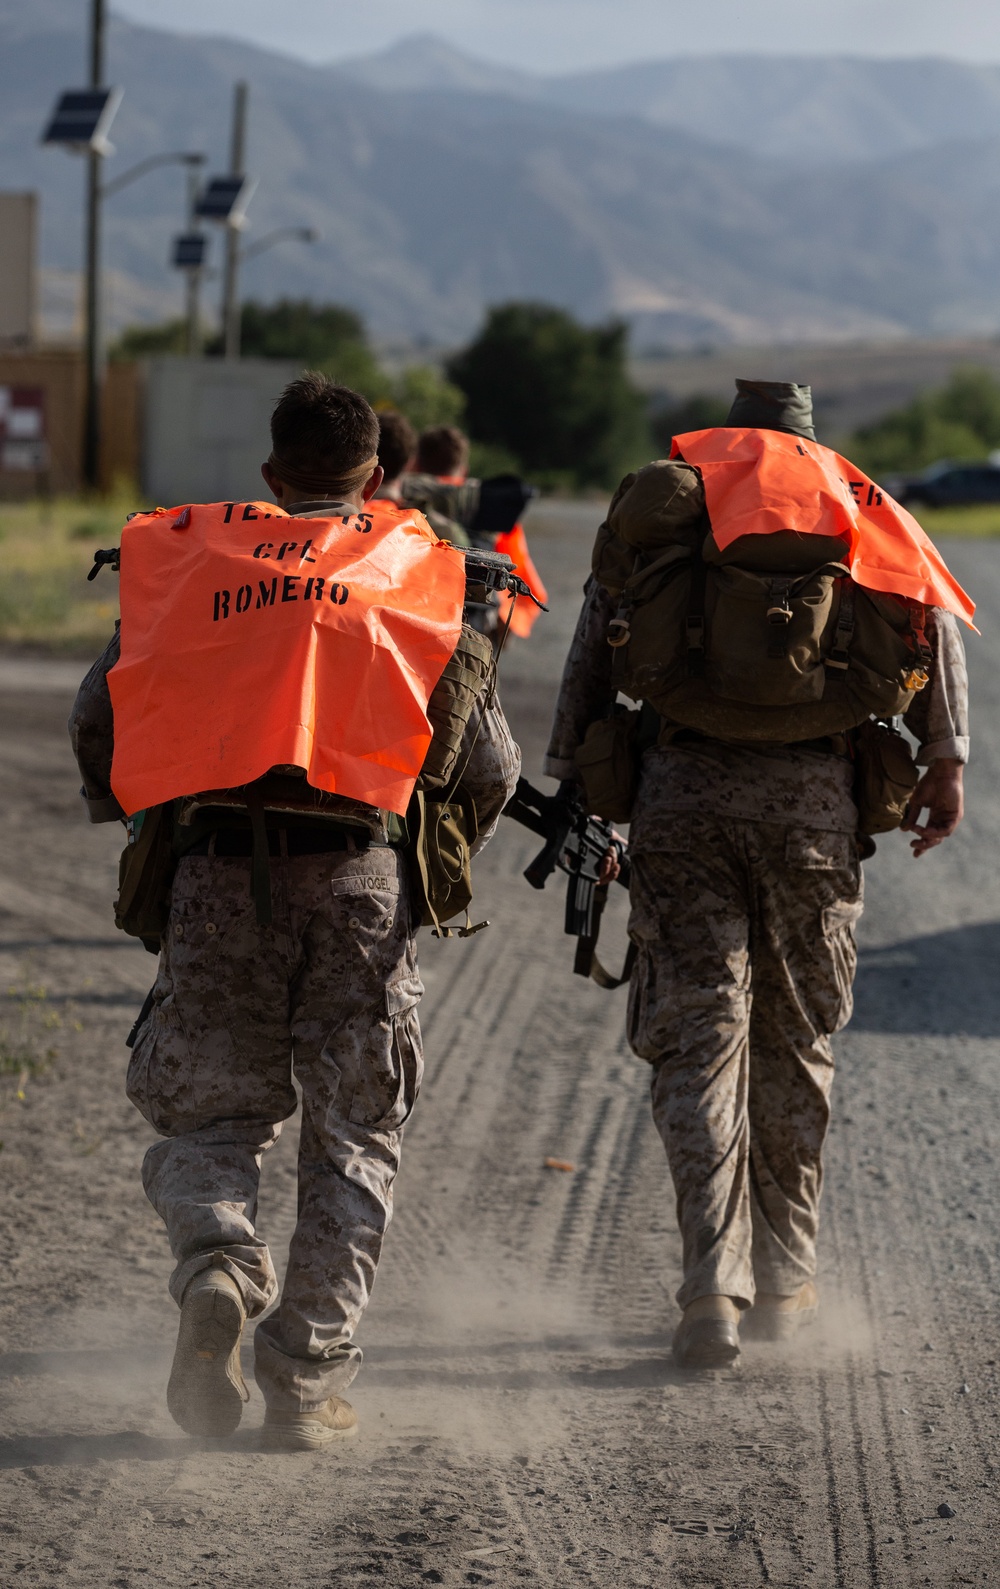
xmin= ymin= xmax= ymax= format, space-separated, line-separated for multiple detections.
xmin=672 ymin=1294 xmax=741 ymax=1369
xmin=261 ymin=1396 xmax=359 ymax=1452
xmin=745 ymin=1280 xmax=818 ymax=1342
xmin=166 ymin=1268 xmax=249 ymax=1437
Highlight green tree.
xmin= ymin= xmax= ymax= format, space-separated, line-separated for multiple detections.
xmin=848 ymin=366 xmax=1000 ymax=476
xmin=389 ymin=364 xmax=465 ymax=432
xmin=109 ymin=319 xmax=189 ymax=359
xmin=447 ymin=302 xmax=651 ymax=488
xmin=210 ymin=299 xmax=391 ymax=399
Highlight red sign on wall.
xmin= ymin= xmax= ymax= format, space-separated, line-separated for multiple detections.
xmin=0 ymin=387 xmax=48 ymax=472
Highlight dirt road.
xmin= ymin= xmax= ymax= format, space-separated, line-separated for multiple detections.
xmin=0 ymin=506 xmax=997 ymax=1588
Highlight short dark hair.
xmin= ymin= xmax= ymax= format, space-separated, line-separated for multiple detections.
xmin=416 ymin=424 xmax=469 ymax=477
xmin=270 ymin=372 xmax=379 ymax=486
xmin=377 ymin=410 xmax=417 ymax=483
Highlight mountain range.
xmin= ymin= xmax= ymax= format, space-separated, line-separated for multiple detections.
xmin=5 ymin=3 xmax=1000 ymax=348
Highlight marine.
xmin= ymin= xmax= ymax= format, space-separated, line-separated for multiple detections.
xmin=545 ymin=379 xmax=970 ymax=1368
xmin=70 ymin=374 xmax=520 ymax=1447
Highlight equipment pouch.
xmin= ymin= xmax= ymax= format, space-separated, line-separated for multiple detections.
xmin=853 ymin=718 xmax=919 ymax=837
xmin=418 ymin=623 xmax=495 ymax=792
xmin=115 ymin=803 xmax=176 ymax=952
xmin=574 ymin=706 xmax=640 ymax=822
xmin=409 ymin=787 xmax=482 ymax=936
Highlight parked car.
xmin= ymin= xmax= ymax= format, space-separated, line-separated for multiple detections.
xmin=886 ymin=460 xmax=1000 ymax=509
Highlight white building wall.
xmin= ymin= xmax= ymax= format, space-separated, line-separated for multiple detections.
xmin=142 ymin=356 xmax=301 ymax=504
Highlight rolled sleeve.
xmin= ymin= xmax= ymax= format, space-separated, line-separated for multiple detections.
xmin=68 ymin=631 xmax=124 ymax=822
xmin=544 ymin=575 xmax=616 ymax=780
xmin=904 ymin=608 xmax=970 ymax=765
xmin=459 ymin=694 xmax=521 ymax=854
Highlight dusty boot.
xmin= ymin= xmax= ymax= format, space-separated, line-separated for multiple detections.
xmin=672 ymin=1295 xmax=741 ymax=1369
xmin=261 ymin=1397 xmax=359 ymax=1452
xmin=745 ymin=1281 xmax=819 ymax=1342
xmin=166 ymin=1268 xmax=249 ymax=1437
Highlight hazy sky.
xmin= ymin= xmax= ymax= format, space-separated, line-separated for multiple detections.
xmin=112 ymin=0 xmax=1000 ymax=72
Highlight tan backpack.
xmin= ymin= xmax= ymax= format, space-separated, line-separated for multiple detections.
xmin=591 ymin=460 xmax=932 ymax=743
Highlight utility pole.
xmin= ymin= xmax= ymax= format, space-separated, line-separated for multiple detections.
xmin=83 ymin=0 xmax=106 ymax=490
xmin=221 ymin=81 xmax=248 ymax=360
xmin=185 ymin=165 xmax=204 ymax=356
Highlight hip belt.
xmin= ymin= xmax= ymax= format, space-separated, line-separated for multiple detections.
xmin=189 ymin=825 xmax=373 ymax=859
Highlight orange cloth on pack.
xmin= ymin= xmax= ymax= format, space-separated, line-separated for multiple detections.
xmin=495 ymin=522 xmax=548 ymax=638
xmin=671 ymin=427 xmax=975 ymax=627
xmin=109 ymin=498 xmax=465 ymax=818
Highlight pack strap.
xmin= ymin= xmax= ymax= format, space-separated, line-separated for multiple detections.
xmin=826 ymin=580 xmax=856 ymax=672
xmin=245 ymin=785 xmax=273 ymax=927
xmin=685 ymin=558 xmax=708 ymax=677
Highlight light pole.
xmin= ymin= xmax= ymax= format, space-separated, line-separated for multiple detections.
xmin=223 ymin=82 xmax=248 ymax=360
xmin=83 ymin=0 xmax=105 ymax=492
xmin=180 ymin=165 xmax=207 ymax=356
xmin=42 ymin=1 xmax=127 ymax=491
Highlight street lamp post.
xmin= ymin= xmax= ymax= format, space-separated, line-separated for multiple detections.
xmin=222 ymin=82 xmax=248 ymax=360
xmin=42 ymin=0 xmax=121 ymax=491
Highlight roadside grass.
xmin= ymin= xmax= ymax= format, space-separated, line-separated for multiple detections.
xmin=0 ymin=492 xmax=136 ymax=654
xmin=912 ymin=504 xmax=1000 ymax=537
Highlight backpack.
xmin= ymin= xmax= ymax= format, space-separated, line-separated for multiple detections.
xmin=591 ymin=460 xmax=932 ymax=743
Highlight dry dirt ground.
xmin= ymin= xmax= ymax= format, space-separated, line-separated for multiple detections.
xmin=0 ymin=505 xmax=998 ymax=1589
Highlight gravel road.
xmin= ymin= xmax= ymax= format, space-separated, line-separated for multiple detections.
xmin=0 ymin=504 xmax=997 ymax=1588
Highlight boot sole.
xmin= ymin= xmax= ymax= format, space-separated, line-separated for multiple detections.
xmin=167 ymin=1284 xmax=248 ymax=1437
xmin=260 ymin=1419 xmax=359 ymax=1452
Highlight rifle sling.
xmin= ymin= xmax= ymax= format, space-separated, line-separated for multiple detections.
xmin=571 ymin=881 xmax=637 ymax=990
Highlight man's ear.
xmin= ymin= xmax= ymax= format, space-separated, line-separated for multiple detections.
xmin=361 ymin=465 xmax=384 ymax=502
xmin=261 ymin=460 xmax=283 ymax=503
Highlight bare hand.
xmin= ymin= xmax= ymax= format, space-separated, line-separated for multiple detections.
xmin=597 ymin=831 xmax=625 ymax=885
xmin=900 ymin=758 xmax=965 ymax=858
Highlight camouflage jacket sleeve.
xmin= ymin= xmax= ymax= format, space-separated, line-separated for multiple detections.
xmin=68 ymin=630 xmax=125 ymax=823
xmin=459 ymin=692 xmax=521 ymax=856
xmin=903 ymin=608 xmax=970 ymax=765
xmin=543 ymin=575 xmax=616 ymax=780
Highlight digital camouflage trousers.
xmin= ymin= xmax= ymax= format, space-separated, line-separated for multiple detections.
xmin=127 ymin=846 xmax=422 ymax=1410
xmin=626 ymin=812 xmax=863 ymax=1310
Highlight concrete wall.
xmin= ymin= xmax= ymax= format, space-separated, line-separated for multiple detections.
xmin=142 ymin=357 xmax=300 ymax=505
xmin=0 ymin=193 xmax=36 ymax=348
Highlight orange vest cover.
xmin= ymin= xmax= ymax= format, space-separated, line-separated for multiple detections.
xmin=671 ymin=427 xmax=975 ymax=627
xmin=494 ymin=522 xmax=548 ymax=638
xmin=109 ymin=498 xmax=465 ymax=818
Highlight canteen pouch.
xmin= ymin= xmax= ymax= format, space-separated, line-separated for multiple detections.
xmin=574 ymin=706 xmax=641 ymax=822
xmin=115 ymin=802 xmax=176 ymax=952
xmin=853 ymin=717 xmax=920 ymax=837
xmin=409 ymin=786 xmax=479 ymax=935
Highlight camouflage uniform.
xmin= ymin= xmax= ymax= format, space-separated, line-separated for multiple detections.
xmin=546 ymin=573 xmax=969 ymax=1309
xmin=71 ymin=500 xmax=520 ymax=1409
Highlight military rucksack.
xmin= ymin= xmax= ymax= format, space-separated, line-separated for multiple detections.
xmin=591 ymin=460 xmax=932 ymax=743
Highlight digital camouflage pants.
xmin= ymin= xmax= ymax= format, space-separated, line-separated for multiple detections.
xmin=127 ymin=847 xmax=422 ymax=1411
xmin=626 ymin=813 xmax=863 ymax=1310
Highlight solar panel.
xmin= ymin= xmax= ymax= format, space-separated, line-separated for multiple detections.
xmin=41 ymin=87 xmax=123 ymax=154
xmin=195 ymin=174 xmax=257 ymax=227
xmin=172 ymin=232 xmax=208 ymax=269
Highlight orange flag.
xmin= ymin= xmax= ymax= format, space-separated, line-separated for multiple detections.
xmin=672 ymin=427 xmax=975 ymax=627
xmin=495 ymin=522 xmax=548 ymax=639
xmin=109 ymin=498 xmax=465 ymax=817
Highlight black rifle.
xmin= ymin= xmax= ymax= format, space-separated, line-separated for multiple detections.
xmin=503 ymin=776 xmax=633 ymax=989
xmin=88 ymin=542 xmax=546 ymax=611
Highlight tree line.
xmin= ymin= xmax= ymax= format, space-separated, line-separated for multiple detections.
xmin=114 ymin=306 xmax=1000 ymax=490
